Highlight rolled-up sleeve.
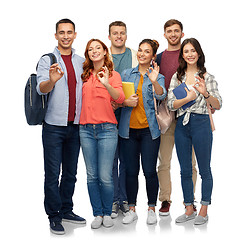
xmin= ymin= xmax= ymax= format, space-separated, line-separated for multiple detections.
xmin=36 ymin=56 xmax=51 ymax=95
xmin=206 ymin=74 xmax=222 ymax=109
xmin=110 ymin=71 xmax=125 ymax=104
xmin=154 ymin=73 xmax=167 ymax=101
xmin=167 ymin=73 xmax=178 ymax=111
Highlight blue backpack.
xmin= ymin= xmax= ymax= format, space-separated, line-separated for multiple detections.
xmin=24 ymin=53 xmax=57 ymax=125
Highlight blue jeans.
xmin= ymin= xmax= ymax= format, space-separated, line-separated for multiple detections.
xmin=175 ymin=113 xmax=213 ymax=206
xmin=42 ymin=122 xmax=80 ymax=221
xmin=80 ymin=123 xmax=118 ymax=216
xmin=112 ymin=137 xmax=128 ymax=205
xmin=120 ymin=128 xmax=160 ymax=207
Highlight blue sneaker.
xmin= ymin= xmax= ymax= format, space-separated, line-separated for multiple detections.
xmin=50 ymin=221 xmax=65 ymax=235
xmin=62 ymin=212 xmax=86 ymax=224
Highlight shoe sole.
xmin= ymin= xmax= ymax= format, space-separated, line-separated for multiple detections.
xmin=122 ymin=215 xmax=138 ymax=224
xmin=62 ymin=218 xmax=86 ymax=224
xmin=50 ymin=228 xmax=65 ymax=235
xmin=175 ymin=215 xmax=195 ymax=223
xmin=159 ymin=211 xmax=170 ymax=216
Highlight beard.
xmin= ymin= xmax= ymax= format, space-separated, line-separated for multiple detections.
xmin=167 ymin=37 xmax=181 ymax=46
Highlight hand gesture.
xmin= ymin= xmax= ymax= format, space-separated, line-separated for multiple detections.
xmin=49 ymin=63 xmax=64 ymax=84
xmin=97 ymin=66 xmax=109 ymax=87
xmin=193 ymin=75 xmax=208 ymax=96
xmin=125 ymin=94 xmax=139 ymax=107
xmin=147 ymin=61 xmax=159 ymax=83
xmin=185 ymin=87 xmax=197 ymax=102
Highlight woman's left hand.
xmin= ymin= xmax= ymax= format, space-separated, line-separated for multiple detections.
xmin=193 ymin=75 xmax=208 ymax=96
xmin=147 ymin=61 xmax=159 ymax=83
xmin=97 ymin=66 xmax=109 ymax=87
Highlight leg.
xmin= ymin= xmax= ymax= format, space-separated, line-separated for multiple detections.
xmin=42 ymin=123 xmax=65 ymax=221
xmin=60 ymin=124 xmax=80 ymax=214
xmin=98 ymin=123 xmax=118 ymax=216
xmin=191 ymin=114 xmax=213 ymax=206
xmin=157 ymin=120 xmax=176 ymax=203
xmin=80 ymin=125 xmax=102 ymax=217
xmin=140 ymin=128 xmax=160 ymax=207
xmin=120 ymin=129 xmax=140 ymax=206
xmin=175 ymin=116 xmax=194 ymax=206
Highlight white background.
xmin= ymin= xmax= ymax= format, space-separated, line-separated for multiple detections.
xmin=1 ymin=0 xmax=239 ymax=239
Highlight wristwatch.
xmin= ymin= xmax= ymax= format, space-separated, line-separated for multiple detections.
xmin=204 ymin=91 xmax=210 ymax=99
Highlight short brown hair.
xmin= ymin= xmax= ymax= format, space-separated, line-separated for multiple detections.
xmin=164 ymin=19 xmax=183 ymax=31
xmin=109 ymin=21 xmax=127 ymax=35
xmin=56 ymin=18 xmax=75 ymax=33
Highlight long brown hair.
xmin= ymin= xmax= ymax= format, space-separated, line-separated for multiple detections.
xmin=81 ymin=39 xmax=114 ymax=82
xmin=177 ymin=38 xmax=206 ymax=82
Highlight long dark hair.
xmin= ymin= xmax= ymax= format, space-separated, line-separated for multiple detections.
xmin=177 ymin=38 xmax=206 ymax=82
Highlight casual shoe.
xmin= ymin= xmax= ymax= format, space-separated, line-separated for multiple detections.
xmin=103 ymin=216 xmax=114 ymax=228
xmin=111 ymin=201 xmax=119 ymax=218
xmin=194 ymin=215 xmax=208 ymax=225
xmin=50 ymin=221 xmax=65 ymax=235
xmin=91 ymin=216 xmax=103 ymax=229
xmin=122 ymin=210 xmax=138 ymax=224
xmin=147 ymin=209 xmax=157 ymax=225
xmin=159 ymin=201 xmax=170 ymax=216
xmin=62 ymin=212 xmax=86 ymax=224
xmin=119 ymin=201 xmax=129 ymax=216
xmin=175 ymin=213 xmax=196 ymax=223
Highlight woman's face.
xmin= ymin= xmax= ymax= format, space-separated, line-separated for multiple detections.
xmin=88 ymin=41 xmax=106 ymax=63
xmin=137 ymin=43 xmax=154 ymax=66
xmin=182 ymin=43 xmax=199 ymax=66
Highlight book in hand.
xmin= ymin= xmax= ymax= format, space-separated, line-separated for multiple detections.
xmin=122 ymin=82 xmax=135 ymax=99
xmin=173 ymin=82 xmax=196 ymax=110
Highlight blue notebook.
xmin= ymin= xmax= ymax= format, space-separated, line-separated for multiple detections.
xmin=173 ymin=82 xmax=196 ymax=110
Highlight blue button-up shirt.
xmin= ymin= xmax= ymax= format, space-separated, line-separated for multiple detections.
xmin=118 ymin=66 xmax=166 ymax=140
xmin=36 ymin=47 xmax=84 ymax=126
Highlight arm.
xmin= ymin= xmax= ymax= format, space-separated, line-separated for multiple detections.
xmin=97 ymin=67 xmax=125 ymax=103
xmin=194 ymin=75 xmax=222 ymax=110
xmin=147 ymin=61 xmax=164 ymax=95
xmin=173 ymin=87 xmax=197 ymax=109
xmin=39 ymin=63 xmax=64 ymax=93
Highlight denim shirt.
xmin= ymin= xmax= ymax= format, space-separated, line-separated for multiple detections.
xmin=118 ymin=66 xmax=166 ymax=140
xmin=36 ymin=47 xmax=84 ymax=126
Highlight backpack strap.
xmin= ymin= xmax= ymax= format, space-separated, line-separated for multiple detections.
xmin=156 ymin=51 xmax=163 ymax=67
xmin=36 ymin=53 xmax=57 ymax=71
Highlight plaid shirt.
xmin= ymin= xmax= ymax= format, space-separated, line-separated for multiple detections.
xmin=167 ymin=72 xmax=222 ymax=125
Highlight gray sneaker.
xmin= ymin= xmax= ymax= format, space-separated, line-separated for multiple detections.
xmin=194 ymin=215 xmax=208 ymax=225
xmin=103 ymin=216 xmax=114 ymax=228
xmin=91 ymin=216 xmax=103 ymax=229
xmin=175 ymin=213 xmax=196 ymax=223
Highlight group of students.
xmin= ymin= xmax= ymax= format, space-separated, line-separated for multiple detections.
xmin=36 ymin=18 xmax=222 ymax=235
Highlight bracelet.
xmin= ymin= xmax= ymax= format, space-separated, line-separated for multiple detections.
xmin=204 ymin=91 xmax=210 ymax=99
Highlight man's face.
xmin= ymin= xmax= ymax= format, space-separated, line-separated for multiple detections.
xmin=55 ymin=23 xmax=76 ymax=51
xmin=108 ymin=26 xmax=127 ymax=48
xmin=164 ymin=24 xmax=184 ymax=47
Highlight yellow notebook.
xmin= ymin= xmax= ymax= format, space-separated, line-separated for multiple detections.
xmin=122 ymin=82 xmax=135 ymax=99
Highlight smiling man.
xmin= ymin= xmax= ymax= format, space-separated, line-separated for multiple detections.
xmin=108 ymin=21 xmax=138 ymax=219
xmin=156 ymin=19 xmax=198 ymax=217
xmin=36 ymin=18 xmax=86 ymax=235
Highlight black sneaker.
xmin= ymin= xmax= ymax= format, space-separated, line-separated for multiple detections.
xmin=119 ymin=201 xmax=129 ymax=216
xmin=62 ymin=212 xmax=86 ymax=224
xmin=50 ymin=221 xmax=65 ymax=235
xmin=111 ymin=201 xmax=119 ymax=218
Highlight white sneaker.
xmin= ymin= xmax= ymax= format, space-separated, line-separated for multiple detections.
xmin=103 ymin=216 xmax=114 ymax=228
xmin=91 ymin=216 xmax=103 ymax=229
xmin=122 ymin=210 xmax=138 ymax=224
xmin=147 ymin=209 xmax=157 ymax=225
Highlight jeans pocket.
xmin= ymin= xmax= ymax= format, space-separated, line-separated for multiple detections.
xmin=103 ymin=123 xmax=118 ymax=133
